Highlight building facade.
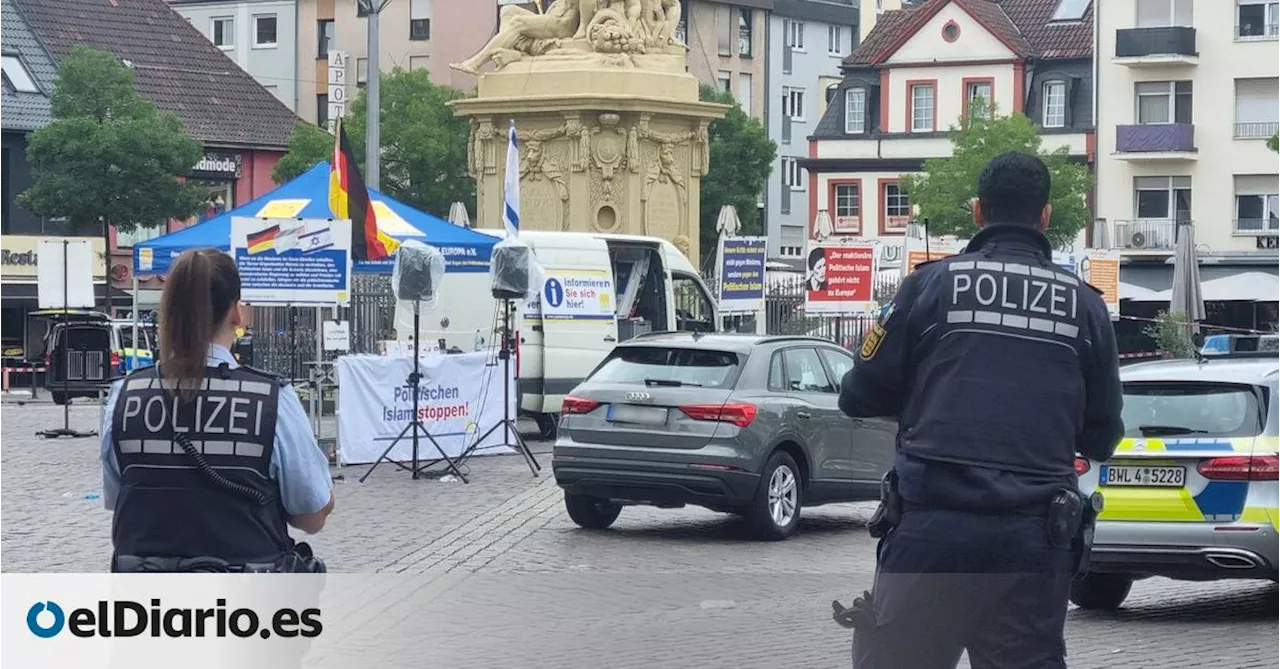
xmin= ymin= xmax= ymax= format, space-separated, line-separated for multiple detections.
xmin=802 ymin=0 xmax=1095 ymax=274
xmin=169 ymin=0 xmax=299 ymax=111
xmin=682 ymin=0 xmax=771 ymax=121
xmin=766 ymin=0 xmax=859 ymax=261
xmin=295 ymin=0 xmax=498 ymax=128
xmin=8 ymin=0 xmax=301 ymax=321
xmin=1095 ymin=0 xmax=1279 ymax=258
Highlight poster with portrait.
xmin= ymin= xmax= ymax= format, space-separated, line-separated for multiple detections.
xmin=803 ymin=241 xmax=879 ymax=316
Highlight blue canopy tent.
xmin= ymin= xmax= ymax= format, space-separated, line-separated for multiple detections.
xmin=132 ymin=161 xmax=494 ymax=276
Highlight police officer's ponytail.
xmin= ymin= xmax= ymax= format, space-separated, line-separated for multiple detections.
xmin=158 ymin=249 xmax=241 ymax=397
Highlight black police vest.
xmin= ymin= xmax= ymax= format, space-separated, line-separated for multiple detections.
xmin=110 ymin=364 xmax=291 ymax=564
xmin=900 ymin=239 xmax=1091 ymax=480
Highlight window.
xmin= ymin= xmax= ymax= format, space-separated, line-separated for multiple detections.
xmin=1042 ymin=80 xmax=1066 ymax=128
xmin=738 ymin=9 xmax=753 ymax=57
xmin=1234 ymin=175 xmax=1280 ymax=233
xmin=768 ymin=352 xmax=786 ymax=391
xmin=1122 ymin=382 xmax=1264 ymax=439
xmin=675 ymin=0 xmax=688 ymax=44
xmin=910 ymin=83 xmax=935 ymax=132
xmin=828 ymin=25 xmax=843 ymax=55
xmin=254 ymin=15 xmax=278 ymax=47
xmin=784 ymin=87 xmax=805 ymax=121
xmin=883 ymin=182 xmax=910 ymax=231
xmin=0 ymin=55 xmax=38 ymax=93
xmin=966 ymin=80 xmax=992 ymax=118
xmin=834 ymin=183 xmax=861 ymax=233
xmin=787 ymin=20 xmax=805 ymax=50
xmin=1134 ymin=176 xmax=1192 ymax=221
xmin=1135 ymin=0 xmax=1192 ymax=27
xmin=782 ymin=348 xmax=835 ymax=393
xmin=717 ymin=70 xmax=731 ymax=93
xmin=782 ymin=157 xmax=805 ymax=190
xmin=716 ymin=5 xmax=732 ymax=55
xmin=1136 ymin=81 xmax=1192 ymax=124
xmin=318 ymin=19 xmax=334 ymax=58
xmin=818 ymin=349 xmax=854 ymax=389
xmin=1051 ymin=0 xmax=1091 ymax=21
xmin=410 ymin=18 xmax=431 ymax=40
xmin=1237 ymin=0 xmax=1280 ymax=39
xmin=115 ymin=223 xmax=166 ymax=248
xmin=589 ymin=347 xmax=741 ymax=389
xmin=1235 ymin=78 xmax=1280 ymax=137
xmin=212 ymin=17 xmax=234 ymax=48
xmin=844 ymin=87 xmax=866 ymax=134
xmin=316 ymin=93 xmax=328 ymax=128
xmin=737 ymin=72 xmax=753 ymax=111
xmin=410 ymin=0 xmax=431 ymax=40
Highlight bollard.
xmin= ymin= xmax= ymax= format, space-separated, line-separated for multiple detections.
xmin=98 ymin=387 xmax=106 ymax=434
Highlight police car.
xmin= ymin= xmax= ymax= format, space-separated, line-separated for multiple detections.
xmin=1072 ymin=346 xmax=1278 ymax=610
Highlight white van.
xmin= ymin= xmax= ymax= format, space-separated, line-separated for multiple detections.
xmin=394 ymin=230 xmax=720 ymax=438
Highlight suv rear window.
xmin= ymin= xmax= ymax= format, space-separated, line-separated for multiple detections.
xmin=588 ymin=346 xmax=740 ymax=388
xmin=58 ymin=326 xmax=111 ymax=350
xmin=1122 ymin=382 xmax=1265 ymax=439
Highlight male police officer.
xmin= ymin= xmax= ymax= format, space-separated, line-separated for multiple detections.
xmin=838 ymin=152 xmax=1124 ymax=668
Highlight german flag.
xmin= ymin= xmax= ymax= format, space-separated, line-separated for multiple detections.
xmin=329 ymin=118 xmax=391 ymax=262
xmin=247 ymin=224 xmax=280 ymax=254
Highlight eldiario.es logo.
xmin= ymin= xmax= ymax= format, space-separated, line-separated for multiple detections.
xmin=26 ymin=599 xmax=321 ymax=639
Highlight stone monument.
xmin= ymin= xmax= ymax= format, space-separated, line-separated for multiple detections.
xmin=450 ymin=0 xmax=727 ymax=263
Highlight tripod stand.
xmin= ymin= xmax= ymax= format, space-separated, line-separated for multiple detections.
xmin=359 ymin=301 xmax=468 ymax=483
xmin=461 ymin=300 xmax=541 ymax=477
xmin=38 ymin=240 xmax=97 ymax=440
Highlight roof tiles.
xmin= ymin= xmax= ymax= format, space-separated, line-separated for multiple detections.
xmin=13 ymin=0 xmax=299 ymax=149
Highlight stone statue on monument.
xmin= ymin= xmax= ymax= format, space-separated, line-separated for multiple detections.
xmin=450 ymin=0 xmax=685 ymax=75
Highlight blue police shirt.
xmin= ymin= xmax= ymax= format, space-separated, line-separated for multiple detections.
xmin=100 ymin=345 xmax=333 ymax=516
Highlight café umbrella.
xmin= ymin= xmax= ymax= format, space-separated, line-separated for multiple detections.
xmin=1169 ymin=220 xmax=1205 ymax=332
xmin=448 ymin=201 xmax=471 ymax=228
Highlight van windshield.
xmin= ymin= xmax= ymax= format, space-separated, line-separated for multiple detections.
xmin=1122 ymin=382 xmax=1266 ymax=438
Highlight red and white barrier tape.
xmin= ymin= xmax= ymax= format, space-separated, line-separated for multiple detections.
xmin=2 ymin=366 xmax=46 ymax=392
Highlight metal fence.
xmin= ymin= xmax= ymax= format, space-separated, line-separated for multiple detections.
xmin=251 ymin=272 xmax=905 ymax=381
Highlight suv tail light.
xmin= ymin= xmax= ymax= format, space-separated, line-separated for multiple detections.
xmin=560 ymin=396 xmax=601 ymax=415
xmin=1074 ymin=458 xmax=1090 ymax=476
xmin=680 ymin=403 xmax=758 ymax=428
xmin=43 ymin=351 xmax=51 ymax=368
xmin=1198 ymin=455 xmax=1279 ymax=481
xmin=110 ymin=350 xmax=121 ymax=372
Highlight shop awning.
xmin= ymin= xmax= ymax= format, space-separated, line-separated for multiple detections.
xmin=1121 ymin=263 xmax=1279 ymax=302
xmin=133 ymin=162 xmax=495 ymax=276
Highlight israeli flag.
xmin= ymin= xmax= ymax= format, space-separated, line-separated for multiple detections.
xmin=502 ymin=120 xmax=520 ymax=238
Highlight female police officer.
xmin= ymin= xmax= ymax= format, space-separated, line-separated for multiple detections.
xmin=100 ymin=249 xmax=335 ymax=572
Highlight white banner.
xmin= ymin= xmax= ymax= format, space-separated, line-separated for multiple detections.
xmin=336 ymin=352 xmax=515 ymax=465
xmin=230 ymin=217 xmax=351 ymax=306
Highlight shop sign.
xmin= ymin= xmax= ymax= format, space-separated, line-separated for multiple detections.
xmin=0 ymin=235 xmax=106 ymax=281
xmin=190 ymin=152 xmax=243 ymax=179
xmin=1256 ymin=236 xmax=1279 ymax=250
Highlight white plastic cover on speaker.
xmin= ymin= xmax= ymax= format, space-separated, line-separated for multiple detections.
xmin=489 ymin=236 xmax=544 ymax=300
xmin=392 ymin=239 xmax=446 ymax=309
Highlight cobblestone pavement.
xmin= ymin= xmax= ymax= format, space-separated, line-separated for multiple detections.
xmin=3 ymin=403 xmax=1276 ymax=667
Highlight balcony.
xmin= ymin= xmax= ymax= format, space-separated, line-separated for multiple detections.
xmin=1114 ymin=27 xmax=1198 ymax=66
xmin=1114 ymin=220 xmax=1183 ymax=252
xmin=1235 ymin=121 xmax=1280 ymax=139
xmin=1115 ymin=124 xmax=1198 ymax=161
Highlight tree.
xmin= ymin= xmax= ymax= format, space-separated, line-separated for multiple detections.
xmin=19 ymin=45 xmax=204 ymax=313
xmin=698 ymin=84 xmax=776 ymax=269
xmin=899 ymin=106 xmax=1091 ymax=250
xmin=273 ymin=68 xmax=473 ymax=217
xmin=1268 ymin=133 xmax=1278 ymax=152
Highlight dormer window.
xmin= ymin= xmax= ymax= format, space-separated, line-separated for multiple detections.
xmin=1 ymin=54 xmax=38 ymax=93
xmin=845 ymin=87 xmax=866 ymax=134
